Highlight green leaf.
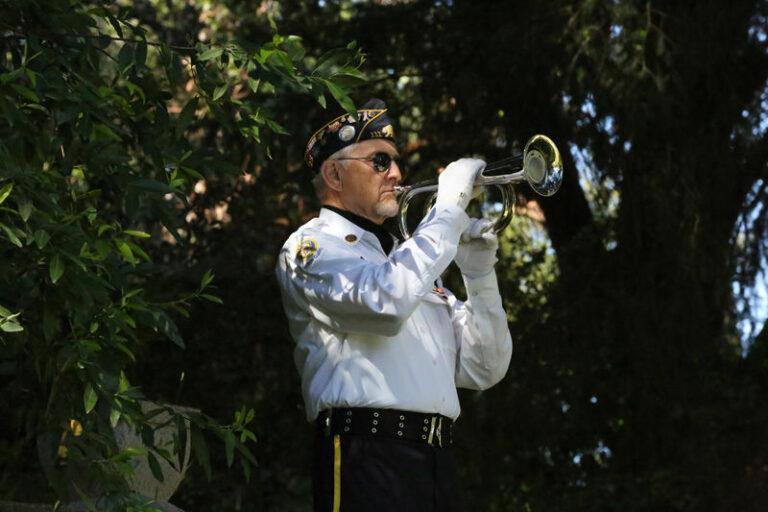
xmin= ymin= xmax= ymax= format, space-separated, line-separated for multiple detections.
xmin=0 ymin=183 xmax=12 ymax=205
xmin=0 ymin=68 xmax=24 ymax=85
xmin=107 ymin=14 xmax=123 ymax=38
xmin=191 ymin=427 xmax=212 ymax=481
xmin=241 ymin=458 xmax=251 ymax=483
xmin=201 ymin=269 xmax=214 ymax=289
xmin=135 ymin=41 xmax=148 ymax=69
xmin=124 ymin=230 xmax=150 ymax=238
xmin=49 ymin=253 xmax=65 ymax=283
xmin=329 ymin=71 xmax=368 ymax=89
xmin=0 ymin=321 xmax=23 ymax=332
xmin=10 ymin=84 xmax=40 ymax=103
xmin=118 ymin=371 xmax=130 ymax=393
xmin=18 ymin=199 xmax=32 ymax=222
xmin=147 ymin=452 xmax=165 ymax=482
xmin=115 ymin=239 xmax=136 ymax=264
xmin=213 ymin=84 xmax=228 ymax=101
xmin=110 ymin=406 xmax=122 ymax=427
xmin=118 ymin=446 xmax=147 ymax=459
xmin=234 ymin=439 xmax=258 ymax=465
xmin=240 ymin=429 xmax=257 ymax=444
xmin=124 ymin=288 xmax=144 ymax=300
xmin=126 ymin=239 xmax=151 ymax=262
xmin=224 ymin=429 xmax=235 ymax=467
xmin=265 ymin=118 xmax=290 ymax=135
xmin=123 ymin=80 xmax=145 ymax=103
xmin=198 ymin=47 xmax=223 ymax=61
xmin=170 ymin=304 xmax=190 ymax=318
xmin=115 ymin=343 xmax=136 ymax=363
xmin=143 ymin=310 xmax=185 ymax=348
xmin=84 ymin=383 xmax=98 ymax=414
xmin=117 ymin=43 xmax=134 ymax=71
xmin=176 ymin=97 xmax=199 ymax=138
xmin=201 ymin=294 xmax=223 ymax=304
xmin=0 ymin=223 xmax=22 ymax=247
xmin=313 ymin=48 xmax=355 ymax=75
xmin=176 ymin=414 xmax=187 ymax=470
xmin=323 ymin=80 xmax=356 ymax=118
xmin=0 ymin=311 xmax=24 ymax=332
xmin=34 ymin=229 xmax=50 ymax=249
xmin=91 ymin=123 xmax=122 ymax=142
xmin=25 ymin=68 xmax=37 ymax=88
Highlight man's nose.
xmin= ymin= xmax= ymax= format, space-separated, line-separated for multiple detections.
xmin=388 ymin=160 xmax=402 ymax=182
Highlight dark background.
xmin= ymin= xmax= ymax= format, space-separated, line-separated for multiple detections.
xmin=1 ymin=1 xmax=767 ymax=511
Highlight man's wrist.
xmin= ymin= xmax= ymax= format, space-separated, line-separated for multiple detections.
xmin=462 ymin=269 xmax=501 ymax=304
xmin=459 ymin=267 xmax=495 ymax=280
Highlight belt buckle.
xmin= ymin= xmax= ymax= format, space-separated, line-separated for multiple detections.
xmin=427 ymin=415 xmax=443 ymax=448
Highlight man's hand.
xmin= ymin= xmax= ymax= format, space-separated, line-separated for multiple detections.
xmin=455 ymin=218 xmax=499 ymax=277
xmin=435 ymin=158 xmax=485 ymax=210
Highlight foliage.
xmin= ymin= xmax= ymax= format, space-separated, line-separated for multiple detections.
xmin=0 ymin=0 xmax=363 ymax=507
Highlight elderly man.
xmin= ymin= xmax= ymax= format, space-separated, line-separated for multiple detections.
xmin=275 ymin=98 xmax=512 ymax=512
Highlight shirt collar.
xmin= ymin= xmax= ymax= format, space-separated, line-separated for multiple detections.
xmin=318 ymin=207 xmax=368 ymax=243
xmin=319 ymin=206 xmax=395 ymax=253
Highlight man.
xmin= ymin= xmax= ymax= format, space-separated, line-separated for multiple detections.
xmin=275 ymin=98 xmax=512 ymax=512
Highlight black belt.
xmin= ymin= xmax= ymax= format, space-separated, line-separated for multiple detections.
xmin=316 ymin=407 xmax=454 ymax=448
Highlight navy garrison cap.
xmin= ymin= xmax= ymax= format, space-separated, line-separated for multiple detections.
xmin=304 ymin=98 xmax=395 ymax=171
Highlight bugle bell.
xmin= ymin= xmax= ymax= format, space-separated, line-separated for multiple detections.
xmin=393 ymin=134 xmax=563 ymax=239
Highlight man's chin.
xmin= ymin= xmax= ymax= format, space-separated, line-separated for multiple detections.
xmin=375 ymin=200 xmax=399 ymax=219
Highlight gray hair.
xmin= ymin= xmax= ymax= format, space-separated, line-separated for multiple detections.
xmin=312 ymin=144 xmax=356 ymax=201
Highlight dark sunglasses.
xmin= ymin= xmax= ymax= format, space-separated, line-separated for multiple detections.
xmin=335 ymin=152 xmax=405 ymax=173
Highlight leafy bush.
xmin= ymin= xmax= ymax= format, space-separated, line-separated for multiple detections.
xmin=0 ymin=0 xmax=364 ymax=508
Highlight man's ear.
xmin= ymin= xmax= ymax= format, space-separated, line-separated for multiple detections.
xmin=321 ymin=160 xmax=343 ymax=191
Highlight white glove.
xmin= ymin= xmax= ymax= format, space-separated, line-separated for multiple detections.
xmin=435 ymin=158 xmax=485 ymax=210
xmin=455 ymin=218 xmax=499 ymax=277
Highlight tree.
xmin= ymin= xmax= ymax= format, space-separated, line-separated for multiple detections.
xmin=0 ymin=0 xmax=363 ymax=508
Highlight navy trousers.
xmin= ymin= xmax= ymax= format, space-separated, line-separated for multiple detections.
xmin=313 ymin=432 xmax=465 ymax=512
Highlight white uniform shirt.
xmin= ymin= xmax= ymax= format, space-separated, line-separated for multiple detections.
xmin=275 ymin=204 xmax=513 ymax=422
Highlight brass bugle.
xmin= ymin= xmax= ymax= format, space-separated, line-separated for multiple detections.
xmin=393 ymin=134 xmax=563 ymax=239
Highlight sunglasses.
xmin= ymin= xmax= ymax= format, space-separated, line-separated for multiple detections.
xmin=335 ymin=152 xmax=405 ymax=173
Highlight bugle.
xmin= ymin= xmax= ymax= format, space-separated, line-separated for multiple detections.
xmin=393 ymin=134 xmax=563 ymax=239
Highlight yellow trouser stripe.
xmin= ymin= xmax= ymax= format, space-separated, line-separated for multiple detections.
xmin=333 ymin=435 xmax=341 ymax=512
